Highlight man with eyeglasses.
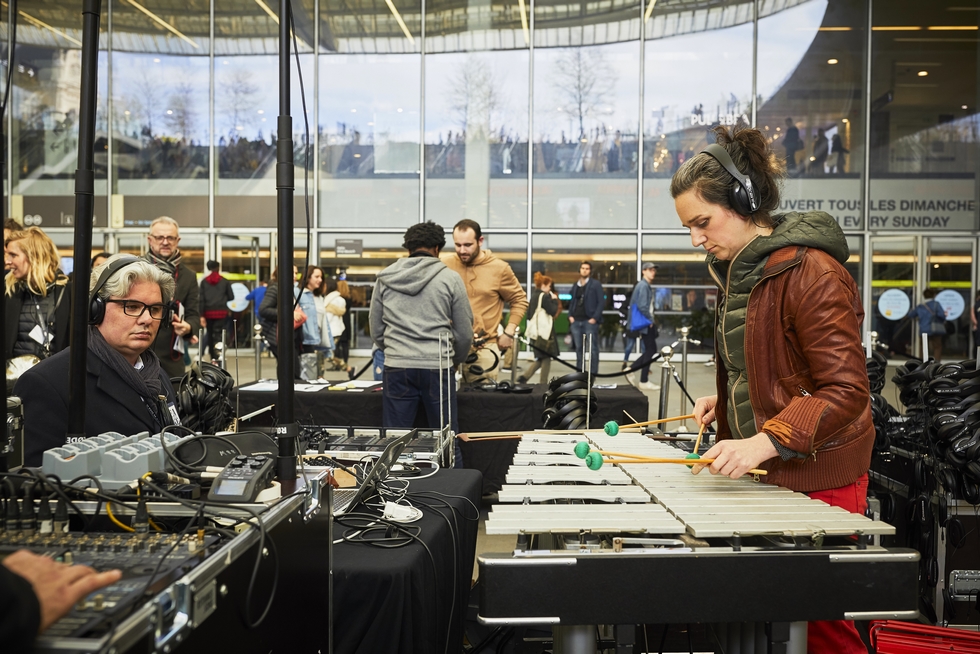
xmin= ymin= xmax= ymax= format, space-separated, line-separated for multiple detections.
xmin=143 ymin=216 xmax=199 ymax=379
xmin=14 ymin=255 xmax=182 ymax=466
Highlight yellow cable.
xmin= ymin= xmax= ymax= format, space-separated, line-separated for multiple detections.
xmin=137 ymin=473 xmax=163 ymax=531
xmin=106 ymin=502 xmax=135 ymax=533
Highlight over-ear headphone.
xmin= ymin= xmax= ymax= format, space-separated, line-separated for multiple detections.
xmin=700 ymin=143 xmax=760 ymax=215
xmin=175 ymin=362 xmax=236 ymax=434
xmin=541 ymin=372 xmax=596 ymax=430
xmin=465 ymin=347 xmax=499 ymax=381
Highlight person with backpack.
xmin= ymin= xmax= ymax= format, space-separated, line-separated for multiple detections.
xmin=626 ymin=262 xmax=659 ymax=390
xmin=912 ymin=288 xmax=948 ymax=361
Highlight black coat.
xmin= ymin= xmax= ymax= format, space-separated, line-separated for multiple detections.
xmin=150 ymin=261 xmax=200 ymax=379
xmin=200 ymin=274 xmax=234 ymax=315
xmin=0 ymin=564 xmax=39 ymax=653
xmin=13 ymin=347 xmax=177 ymax=466
xmin=4 ymin=280 xmax=72 ymax=361
xmin=258 ymin=280 xmax=281 ymax=349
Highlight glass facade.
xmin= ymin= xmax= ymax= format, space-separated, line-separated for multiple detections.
xmin=5 ymin=0 xmax=980 ymax=355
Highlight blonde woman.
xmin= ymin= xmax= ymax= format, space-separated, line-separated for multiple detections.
xmin=334 ymin=279 xmax=354 ymax=370
xmin=4 ymin=227 xmax=71 ymax=363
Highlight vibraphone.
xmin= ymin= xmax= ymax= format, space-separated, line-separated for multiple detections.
xmin=478 ymin=432 xmax=920 ymax=653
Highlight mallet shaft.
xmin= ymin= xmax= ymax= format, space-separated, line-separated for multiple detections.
xmin=619 ymin=414 xmax=696 ymax=429
xmin=600 ymin=456 xmax=767 ymax=475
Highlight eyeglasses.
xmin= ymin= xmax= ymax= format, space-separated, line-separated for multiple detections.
xmin=106 ymin=299 xmax=167 ymax=320
xmin=149 ymin=234 xmax=178 ymax=243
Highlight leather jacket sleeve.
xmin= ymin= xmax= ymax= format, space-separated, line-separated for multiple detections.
xmin=752 ymin=256 xmax=870 ymax=456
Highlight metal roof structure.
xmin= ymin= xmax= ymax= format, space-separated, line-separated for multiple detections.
xmin=7 ymin=0 xmax=811 ymax=55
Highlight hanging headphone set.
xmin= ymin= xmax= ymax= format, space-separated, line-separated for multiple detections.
xmin=464 ymin=344 xmax=499 ymax=384
xmin=890 ymin=358 xmax=980 ymax=507
xmin=541 ymin=372 xmax=596 ymax=430
xmin=463 ymin=331 xmax=533 ymax=393
xmin=884 ymin=356 xmax=980 ymax=622
xmin=89 ymin=255 xmax=174 ymax=326
xmin=175 ymin=362 xmax=236 ymax=434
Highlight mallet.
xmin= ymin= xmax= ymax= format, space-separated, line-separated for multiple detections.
xmin=693 ymin=421 xmax=707 ymax=455
xmin=582 ymin=449 xmax=766 ymax=476
xmin=604 ymin=414 xmax=696 ymax=436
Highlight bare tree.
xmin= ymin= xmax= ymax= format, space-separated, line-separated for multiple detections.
xmin=447 ymin=56 xmax=504 ymax=142
xmin=131 ymin=70 xmax=160 ymax=138
xmin=219 ymin=68 xmax=259 ymax=138
xmin=163 ymin=83 xmax=196 ymax=142
xmin=550 ymin=48 xmax=615 ymax=139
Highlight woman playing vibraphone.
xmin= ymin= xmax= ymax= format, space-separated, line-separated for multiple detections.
xmin=671 ymin=125 xmax=874 ymax=654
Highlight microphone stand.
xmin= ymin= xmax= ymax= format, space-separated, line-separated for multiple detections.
xmin=0 ymin=0 xmax=8 ymax=473
xmin=66 ymin=0 xmax=101 ymax=441
xmin=274 ymin=0 xmax=297 ymax=481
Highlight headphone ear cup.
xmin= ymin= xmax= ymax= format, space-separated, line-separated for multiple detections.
xmin=729 ymin=182 xmax=753 ymax=216
xmin=162 ymin=302 xmax=174 ymax=326
xmin=89 ymin=296 xmax=105 ymax=325
xmin=962 ymin=478 xmax=980 ymax=505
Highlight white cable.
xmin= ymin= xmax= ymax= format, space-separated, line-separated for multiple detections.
xmin=383 ymin=501 xmax=423 ymax=523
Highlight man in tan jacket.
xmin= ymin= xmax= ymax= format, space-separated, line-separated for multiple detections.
xmin=443 ymin=220 xmax=529 ymax=385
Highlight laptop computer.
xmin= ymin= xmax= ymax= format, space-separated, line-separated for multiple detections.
xmin=332 ymin=429 xmax=416 ymax=515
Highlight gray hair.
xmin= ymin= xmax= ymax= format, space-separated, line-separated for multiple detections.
xmin=90 ymin=253 xmax=175 ymax=305
xmin=148 ymin=216 xmax=180 ymax=232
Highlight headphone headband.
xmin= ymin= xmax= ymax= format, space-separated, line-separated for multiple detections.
xmin=700 ymin=143 xmax=760 ymax=215
xmin=88 ymin=256 xmax=145 ymax=325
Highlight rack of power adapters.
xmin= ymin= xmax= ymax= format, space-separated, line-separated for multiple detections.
xmin=11 ymin=462 xmax=330 ymax=653
xmin=299 ymin=426 xmax=453 ymax=468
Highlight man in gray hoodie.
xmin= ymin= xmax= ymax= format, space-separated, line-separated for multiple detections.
xmin=370 ymin=221 xmax=473 ymax=465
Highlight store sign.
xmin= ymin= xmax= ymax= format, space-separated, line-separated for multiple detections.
xmin=335 ymin=239 xmax=363 ymax=257
xmin=645 ymin=178 xmax=978 ymax=231
xmin=779 ymin=179 xmax=976 ymax=230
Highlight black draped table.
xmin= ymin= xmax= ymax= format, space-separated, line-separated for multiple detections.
xmin=332 ymin=469 xmax=482 ymax=654
xmin=236 ymin=383 xmax=647 ymax=494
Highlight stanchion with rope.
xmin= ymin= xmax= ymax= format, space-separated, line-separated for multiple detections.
xmin=517 ymin=334 xmax=664 ymax=379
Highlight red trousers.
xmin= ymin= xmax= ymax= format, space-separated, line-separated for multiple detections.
xmin=805 ymin=474 xmax=870 ymax=654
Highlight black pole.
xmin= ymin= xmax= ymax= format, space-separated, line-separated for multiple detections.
xmin=1 ymin=71 xmax=6 ymax=475
xmin=275 ymin=0 xmax=297 ymax=481
xmin=2 ymin=0 xmax=17 ymax=472
xmin=66 ymin=0 xmax=101 ymax=438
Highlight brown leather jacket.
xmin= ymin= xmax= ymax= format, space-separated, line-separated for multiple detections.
xmin=713 ymin=244 xmax=874 ymax=492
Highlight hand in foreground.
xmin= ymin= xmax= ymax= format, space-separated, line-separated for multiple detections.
xmin=690 ymin=433 xmax=777 ymax=479
xmin=497 ymin=333 xmax=514 ymax=350
xmin=3 ymin=550 xmax=122 ymax=632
